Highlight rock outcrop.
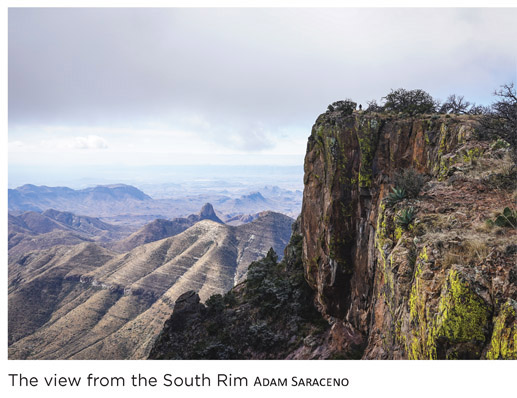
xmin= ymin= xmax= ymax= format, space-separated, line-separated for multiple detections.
xmin=301 ymin=109 xmax=516 ymax=359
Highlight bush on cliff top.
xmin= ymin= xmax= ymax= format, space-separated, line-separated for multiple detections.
xmin=383 ymin=88 xmax=439 ymax=116
xmin=327 ymin=99 xmax=357 ymax=115
xmin=477 ymin=83 xmax=517 ymax=161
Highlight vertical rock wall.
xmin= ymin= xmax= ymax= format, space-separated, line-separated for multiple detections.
xmin=301 ymin=110 xmax=516 ymax=358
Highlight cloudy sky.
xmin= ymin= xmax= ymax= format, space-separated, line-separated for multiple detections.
xmin=8 ymin=7 xmax=517 ymax=184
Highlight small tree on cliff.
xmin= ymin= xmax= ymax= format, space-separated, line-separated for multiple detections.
xmin=440 ymin=94 xmax=472 ymax=114
xmin=383 ymin=88 xmax=439 ymax=116
xmin=468 ymin=104 xmax=489 ymax=115
xmin=365 ymin=99 xmax=384 ymax=113
xmin=327 ymin=99 xmax=357 ymax=115
xmin=478 ymin=82 xmax=517 ymax=161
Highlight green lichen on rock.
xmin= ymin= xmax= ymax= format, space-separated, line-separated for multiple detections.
xmin=437 ymin=156 xmax=453 ymax=181
xmin=356 ymin=116 xmax=381 ymax=188
xmin=394 ymin=226 xmax=403 ymax=241
xmin=315 ymin=125 xmax=326 ymax=143
xmin=406 ymin=267 xmax=491 ymax=360
xmin=438 ymin=122 xmax=448 ymax=155
xmin=435 ymin=122 xmax=455 ymax=181
xmin=424 ymin=131 xmax=430 ymax=145
xmin=407 ymin=256 xmax=436 ymax=360
xmin=374 ymin=203 xmax=396 ymax=305
xmin=375 ymin=203 xmax=394 ymax=269
xmin=408 ymin=261 xmax=423 ymax=323
xmin=462 ymin=147 xmax=483 ymax=164
xmin=433 ymin=270 xmax=491 ymax=357
xmin=486 ymin=300 xmax=517 ymax=360
xmin=419 ymin=246 xmax=428 ymax=262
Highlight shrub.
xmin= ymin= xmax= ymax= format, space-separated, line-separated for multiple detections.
xmin=468 ymin=104 xmax=489 ymax=115
xmin=246 ymin=247 xmax=278 ymax=289
xmin=485 ymin=207 xmax=517 ymax=229
xmin=327 ymin=99 xmax=357 ymax=115
xmin=223 ymin=291 xmax=237 ymax=307
xmin=440 ymin=94 xmax=472 ymax=114
xmin=393 ymin=168 xmax=426 ymax=198
xmin=442 ymin=239 xmax=489 ymax=268
xmin=365 ymin=99 xmax=384 ymax=113
xmin=491 ymin=138 xmax=510 ymax=150
xmin=383 ymin=88 xmax=439 ymax=116
xmin=206 ymin=294 xmax=225 ymax=313
xmin=477 ymin=82 xmax=517 ymax=161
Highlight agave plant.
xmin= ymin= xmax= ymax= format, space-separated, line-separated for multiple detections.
xmin=396 ymin=207 xmax=416 ymax=230
xmin=385 ymin=187 xmax=407 ymax=207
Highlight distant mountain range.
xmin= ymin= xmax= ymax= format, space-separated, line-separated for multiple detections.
xmin=9 ymin=183 xmax=151 ymax=212
xmin=8 ymin=210 xmax=293 ymax=359
xmin=8 ymin=183 xmax=302 ymax=226
xmin=8 ymin=209 xmax=131 ymax=259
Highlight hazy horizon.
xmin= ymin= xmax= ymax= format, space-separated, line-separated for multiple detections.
xmin=8 ymin=163 xmax=305 ymax=193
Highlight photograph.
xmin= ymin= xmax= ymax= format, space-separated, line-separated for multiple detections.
xmin=7 ymin=5 xmax=517 ymax=364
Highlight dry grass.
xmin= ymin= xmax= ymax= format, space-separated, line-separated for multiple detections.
xmin=442 ymin=238 xmax=490 ymax=268
xmin=475 ymin=220 xmax=494 ymax=234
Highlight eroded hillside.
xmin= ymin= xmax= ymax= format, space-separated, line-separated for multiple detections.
xmin=8 ymin=212 xmax=293 ymax=359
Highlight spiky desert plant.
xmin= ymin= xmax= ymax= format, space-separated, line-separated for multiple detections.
xmin=385 ymin=187 xmax=407 ymax=207
xmin=396 ymin=207 xmax=416 ymax=230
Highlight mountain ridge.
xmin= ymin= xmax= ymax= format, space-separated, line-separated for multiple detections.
xmin=8 ymin=209 xmax=131 ymax=259
xmin=8 ymin=211 xmax=294 ymax=359
xmin=110 ymin=203 xmax=224 ymax=252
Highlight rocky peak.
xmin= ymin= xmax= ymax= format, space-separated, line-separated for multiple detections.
xmin=198 ymin=203 xmax=223 ymax=223
xmin=186 ymin=203 xmax=223 ymax=224
xmin=245 ymin=192 xmax=266 ymax=201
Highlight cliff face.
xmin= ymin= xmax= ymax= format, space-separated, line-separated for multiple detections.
xmin=301 ymin=110 xmax=516 ymax=359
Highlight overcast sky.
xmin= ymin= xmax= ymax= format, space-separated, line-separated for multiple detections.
xmin=8 ymin=8 xmax=517 ymax=180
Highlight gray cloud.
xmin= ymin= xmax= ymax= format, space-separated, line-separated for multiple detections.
xmin=8 ymin=8 xmax=517 ymax=150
